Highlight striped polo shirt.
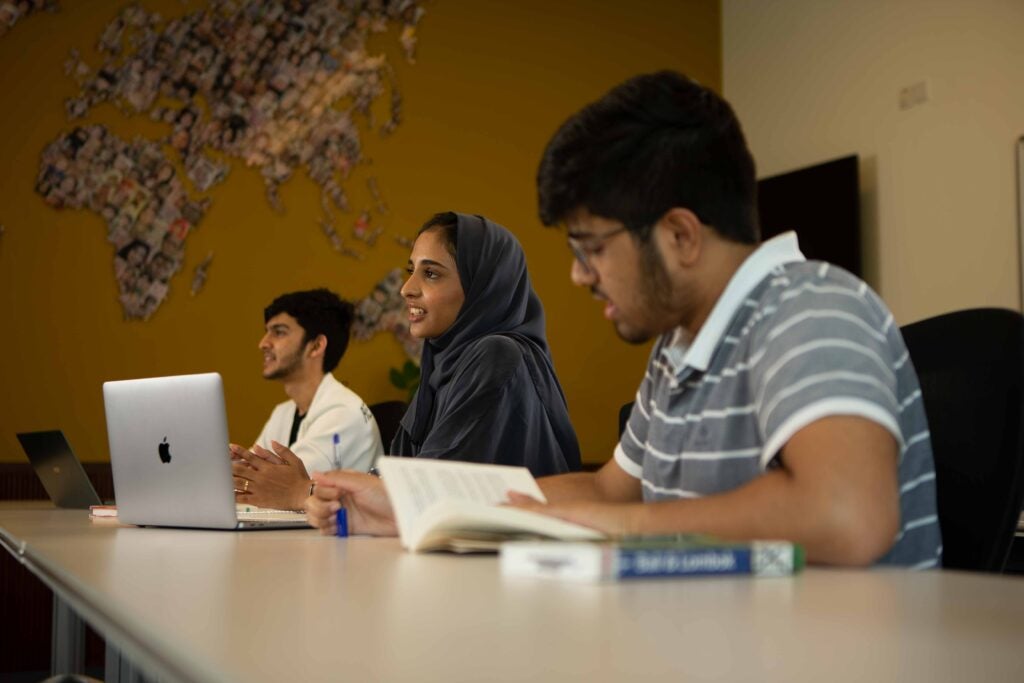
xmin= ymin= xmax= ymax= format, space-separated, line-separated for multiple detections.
xmin=616 ymin=232 xmax=942 ymax=568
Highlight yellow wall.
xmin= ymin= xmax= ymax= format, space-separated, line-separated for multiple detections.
xmin=0 ymin=0 xmax=720 ymax=465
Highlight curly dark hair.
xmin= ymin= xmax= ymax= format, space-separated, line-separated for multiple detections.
xmin=537 ymin=70 xmax=759 ymax=245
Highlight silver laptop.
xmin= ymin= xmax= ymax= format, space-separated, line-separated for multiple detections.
xmin=103 ymin=372 xmax=307 ymax=530
xmin=17 ymin=430 xmax=103 ymax=508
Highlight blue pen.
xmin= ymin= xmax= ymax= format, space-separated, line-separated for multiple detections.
xmin=331 ymin=434 xmax=347 ymax=537
xmin=336 ymin=507 xmax=348 ymax=537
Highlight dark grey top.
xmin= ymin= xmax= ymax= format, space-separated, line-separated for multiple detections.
xmin=391 ymin=335 xmax=579 ymax=476
xmin=392 ymin=212 xmax=580 ymax=477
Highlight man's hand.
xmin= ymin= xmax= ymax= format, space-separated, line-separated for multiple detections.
xmin=506 ymin=491 xmax=643 ymax=537
xmin=231 ymin=441 xmax=311 ymax=511
xmin=305 ymin=470 xmax=398 ymax=537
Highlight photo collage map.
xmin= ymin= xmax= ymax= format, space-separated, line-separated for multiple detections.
xmin=16 ymin=0 xmax=425 ymax=359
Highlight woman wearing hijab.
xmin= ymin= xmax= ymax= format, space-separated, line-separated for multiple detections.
xmin=392 ymin=211 xmax=580 ymax=476
xmin=232 ymin=212 xmax=579 ymax=519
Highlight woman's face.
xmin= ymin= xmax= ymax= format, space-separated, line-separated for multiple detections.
xmin=401 ymin=228 xmax=464 ymax=339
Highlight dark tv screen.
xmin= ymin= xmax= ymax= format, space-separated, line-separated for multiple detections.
xmin=756 ymin=155 xmax=861 ymax=277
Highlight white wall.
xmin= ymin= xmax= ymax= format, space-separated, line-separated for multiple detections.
xmin=723 ymin=0 xmax=1024 ymax=323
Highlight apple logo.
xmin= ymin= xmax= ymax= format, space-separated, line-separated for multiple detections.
xmin=158 ymin=437 xmax=172 ymax=463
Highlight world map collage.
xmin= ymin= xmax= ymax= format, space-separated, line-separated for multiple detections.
xmin=10 ymin=0 xmax=425 ymax=360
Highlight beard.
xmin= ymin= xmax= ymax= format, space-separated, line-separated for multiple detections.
xmin=613 ymin=239 xmax=678 ymax=345
xmin=263 ymin=347 xmax=304 ymax=380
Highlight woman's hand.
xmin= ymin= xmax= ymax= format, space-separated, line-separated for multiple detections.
xmin=305 ymin=470 xmax=399 ymax=537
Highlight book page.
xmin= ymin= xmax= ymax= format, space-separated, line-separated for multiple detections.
xmin=376 ymin=457 xmax=546 ymax=547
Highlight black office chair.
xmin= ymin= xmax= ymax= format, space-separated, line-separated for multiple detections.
xmin=369 ymin=400 xmax=408 ymax=451
xmin=618 ymin=401 xmax=635 ymax=438
xmin=900 ymin=308 xmax=1024 ymax=572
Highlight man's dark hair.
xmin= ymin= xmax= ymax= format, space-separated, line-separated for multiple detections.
xmin=263 ymin=289 xmax=354 ymax=373
xmin=537 ymin=70 xmax=759 ymax=244
xmin=418 ymin=211 xmax=458 ymax=258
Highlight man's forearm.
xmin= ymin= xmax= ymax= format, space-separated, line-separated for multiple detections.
xmin=554 ymin=417 xmax=902 ymax=566
xmin=628 ymin=468 xmax=897 ymax=566
xmin=539 ymin=461 xmax=641 ymax=505
xmin=538 ymin=472 xmax=603 ymax=503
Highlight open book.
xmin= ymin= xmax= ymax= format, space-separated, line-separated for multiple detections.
xmin=376 ymin=457 xmax=605 ymax=553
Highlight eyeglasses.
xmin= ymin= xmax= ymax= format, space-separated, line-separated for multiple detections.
xmin=567 ymin=226 xmax=630 ymax=274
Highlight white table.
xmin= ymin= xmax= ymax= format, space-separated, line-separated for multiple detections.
xmin=2 ymin=507 xmax=1023 ymax=682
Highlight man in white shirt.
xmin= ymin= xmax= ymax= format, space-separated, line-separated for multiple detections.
xmin=232 ymin=289 xmax=383 ymax=510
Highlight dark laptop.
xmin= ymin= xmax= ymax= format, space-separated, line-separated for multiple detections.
xmin=16 ymin=430 xmax=103 ymax=508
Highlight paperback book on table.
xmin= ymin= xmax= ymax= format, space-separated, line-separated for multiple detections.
xmin=500 ymin=535 xmax=805 ymax=581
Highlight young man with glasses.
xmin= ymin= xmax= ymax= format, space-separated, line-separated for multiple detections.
xmin=513 ymin=70 xmax=940 ymax=567
xmin=305 ymin=72 xmax=940 ymax=567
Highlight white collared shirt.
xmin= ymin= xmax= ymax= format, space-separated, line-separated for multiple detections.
xmin=255 ymin=373 xmax=384 ymax=473
xmin=663 ymin=231 xmax=806 ymax=376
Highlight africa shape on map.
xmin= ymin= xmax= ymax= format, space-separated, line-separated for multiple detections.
xmin=34 ymin=1 xmax=425 ymax=323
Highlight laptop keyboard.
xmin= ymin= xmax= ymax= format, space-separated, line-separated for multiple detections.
xmin=235 ymin=504 xmax=306 ymax=522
